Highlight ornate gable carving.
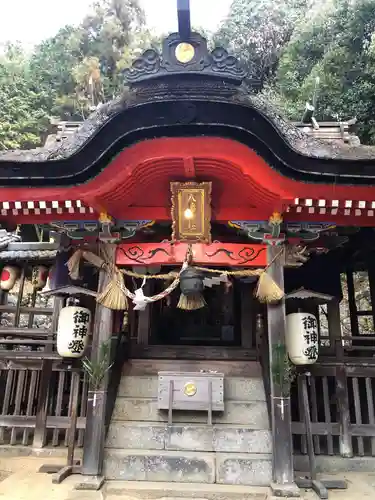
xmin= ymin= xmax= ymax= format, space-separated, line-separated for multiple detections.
xmin=123 ymin=32 xmax=247 ymax=86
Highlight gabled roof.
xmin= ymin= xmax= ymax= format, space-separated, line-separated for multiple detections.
xmin=0 ymin=31 xmax=375 ymax=189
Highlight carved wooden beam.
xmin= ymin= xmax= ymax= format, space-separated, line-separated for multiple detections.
xmin=116 ymin=242 xmax=267 ymax=267
xmin=285 ymin=244 xmax=311 ymax=268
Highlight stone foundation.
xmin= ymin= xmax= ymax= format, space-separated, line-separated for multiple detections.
xmin=104 ymin=363 xmax=272 ymax=486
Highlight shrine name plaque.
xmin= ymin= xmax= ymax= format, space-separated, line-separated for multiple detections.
xmin=158 ymin=371 xmax=224 ymax=412
xmin=171 ymin=181 xmax=212 ymax=243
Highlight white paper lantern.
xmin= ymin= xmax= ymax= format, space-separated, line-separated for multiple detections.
xmin=57 ymin=306 xmax=91 ymax=358
xmin=286 ymin=312 xmax=319 ymax=365
xmin=31 ymin=265 xmax=49 ymax=291
xmin=0 ymin=266 xmax=19 ymax=291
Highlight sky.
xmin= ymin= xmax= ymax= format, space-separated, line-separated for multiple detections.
xmin=0 ymin=0 xmax=232 ymax=48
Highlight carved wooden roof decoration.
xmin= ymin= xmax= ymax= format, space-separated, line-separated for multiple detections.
xmin=123 ymin=32 xmax=248 ymax=86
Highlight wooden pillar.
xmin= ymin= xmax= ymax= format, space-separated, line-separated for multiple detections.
xmin=81 ymin=254 xmax=115 ymax=481
xmin=336 ymin=365 xmax=353 ymax=458
xmin=241 ymin=282 xmax=254 ymax=348
xmin=327 ymin=297 xmax=353 ymax=457
xmin=33 ymin=359 xmax=53 ymax=448
xmin=327 ymin=300 xmax=344 ymax=359
xmin=137 ymin=281 xmax=151 ymax=345
xmin=33 ymin=295 xmax=63 ymax=448
xmin=266 ymin=246 xmax=300 ymax=497
xmin=367 ymin=259 xmax=375 ymax=330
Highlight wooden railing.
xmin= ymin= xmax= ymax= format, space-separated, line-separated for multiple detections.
xmin=0 ymin=264 xmax=90 ymax=448
xmin=291 ymin=361 xmax=375 ymax=457
xmin=0 ymin=361 xmax=87 ymax=447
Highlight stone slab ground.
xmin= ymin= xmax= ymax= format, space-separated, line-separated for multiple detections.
xmin=0 ymin=454 xmax=374 ymax=499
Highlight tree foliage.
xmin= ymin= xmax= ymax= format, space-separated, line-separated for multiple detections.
xmin=215 ymin=0 xmax=310 ymax=83
xmin=0 ymin=44 xmax=50 ymax=150
xmin=0 ymin=0 xmax=154 ymax=149
xmin=3 ymin=0 xmax=375 ymax=148
xmin=216 ymin=0 xmax=375 ymax=143
xmin=275 ymin=0 xmax=375 ymax=142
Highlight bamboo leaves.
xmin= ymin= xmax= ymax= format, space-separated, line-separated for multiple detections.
xmin=82 ymin=340 xmax=113 ymax=391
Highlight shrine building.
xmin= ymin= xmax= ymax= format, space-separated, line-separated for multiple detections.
xmin=0 ymin=2 xmax=375 ymax=498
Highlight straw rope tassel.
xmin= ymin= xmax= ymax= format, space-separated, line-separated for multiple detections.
xmin=177 ymin=292 xmax=206 ymax=310
xmin=66 ymin=249 xmax=83 ymax=280
xmin=97 ymin=244 xmax=128 ymax=311
xmin=97 ymin=268 xmax=128 ymax=310
xmin=255 ymin=248 xmax=285 ymax=303
xmin=255 ymin=270 xmax=284 ymax=303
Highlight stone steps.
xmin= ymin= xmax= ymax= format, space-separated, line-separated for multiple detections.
xmin=104 ymin=363 xmax=272 ymax=486
xmin=103 ymin=449 xmax=272 ymax=485
xmin=104 ymin=480 xmax=269 ymax=499
xmin=112 ymin=397 xmax=269 ymax=425
xmin=106 ymin=422 xmax=271 ymax=453
xmin=118 ymin=376 xmax=266 ymax=401
xmin=122 ymin=360 xmax=262 ymax=377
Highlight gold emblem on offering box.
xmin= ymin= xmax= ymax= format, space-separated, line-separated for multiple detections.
xmin=184 ymin=381 xmax=197 ymax=397
xmin=175 ymin=42 xmax=195 ymax=63
xmin=171 ymin=181 xmax=212 ymax=243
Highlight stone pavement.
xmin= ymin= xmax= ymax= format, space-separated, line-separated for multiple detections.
xmin=0 ymin=455 xmax=374 ymax=499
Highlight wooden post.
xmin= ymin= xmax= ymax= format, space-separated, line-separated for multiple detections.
xmin=327 ymin=300 xmax=344 ymax=359
xmin=33 ymin=360 xmax=52 ymax=448
xmin=266 ymin=246 xmax=300 ymax=497
xmin=177 ymin=0 xmax=191 ymax=39
xmin=33 ymin=296 xmax=63 ymax=448
xmin=80 ymin=254 xmax=115 ymax=488
xmin=241 ymin=282 xmax=254 ymax=348
xmin=367 ymin=259 xmax=375 ymax=331
xmin=137 ymin=281 xmax=151 ymax=345
xmin=336 ymin=365 xmax=353 ymax=458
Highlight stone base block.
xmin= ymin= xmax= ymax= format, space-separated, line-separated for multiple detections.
xmin=216 ymin=453 xmax=272 ymax=486
xmin=104 ymin=480 xmax=269 ymax=499
xmin=118 ymin=376 xmax=266 ymax=402
xmin=104 ymin=450 xmax=272 ymax=486
xmin=112 ymin=398 xmax=269 ymax=426
xmin=106 ymin=423 xmax=271 ymax=454
xmin=104 ymin=450 xmax=215 ymax=483
xmin=270 ymin=481 xmax=301 ymax=497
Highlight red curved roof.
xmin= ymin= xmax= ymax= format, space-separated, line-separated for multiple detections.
xmin=1 ymin=137 xmax=375 ymax=225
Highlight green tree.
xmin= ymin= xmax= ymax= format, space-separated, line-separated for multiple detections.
xmin=275 ymin=0 xmax=375 ymax=142
xmin=80 ymin=0 xmax=146 ymax=98
xmin=0 ymin=44 xmax=49 ymax=150
xmin=28 ymin=0 xmax=147 ymax=118
xmin=29 ymin=26 xmax=84 ymax=120
xmin=215 ymin=0 xmax=310 ymax=83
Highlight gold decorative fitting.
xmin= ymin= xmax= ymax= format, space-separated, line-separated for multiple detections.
xmin=184 ymin=381 xmax=197 ymax=397
xmin=99 ymin=212 xmax=112 ymax=224
xmin=269 ymin=212 xmax=283 ymax=225
xmin=175 ymin=42 xmax=195 ymax=63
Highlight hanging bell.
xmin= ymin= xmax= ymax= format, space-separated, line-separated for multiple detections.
xmin=179 ymin=267 xmax=204 ymax=296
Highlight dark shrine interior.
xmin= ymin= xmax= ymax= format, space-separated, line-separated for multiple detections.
xmin=150 ymin=274 xmax=243 ymax=346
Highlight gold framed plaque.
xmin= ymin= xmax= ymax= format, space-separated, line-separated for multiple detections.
xmin=171 ymin=181 xmax=212 ymax=244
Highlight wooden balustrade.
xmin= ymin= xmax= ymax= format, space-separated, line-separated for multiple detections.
xmin=291 ymin=362 xmax=375 ymax=458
